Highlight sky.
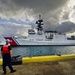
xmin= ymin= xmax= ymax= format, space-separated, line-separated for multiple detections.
xmin=0 ymin=0 xmax=75 ymax=36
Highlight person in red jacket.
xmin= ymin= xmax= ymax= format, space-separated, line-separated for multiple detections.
xmin=1 ymin=39 xmax=16 ymax=74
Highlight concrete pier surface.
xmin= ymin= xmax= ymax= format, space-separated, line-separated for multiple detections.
xmin=0 ymin=58 xmax=75 ymax=75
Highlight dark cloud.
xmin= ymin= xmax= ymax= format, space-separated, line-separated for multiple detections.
xmin=56 ymin=21 xmax=75 ymax=33
xmin=0 ymin=0 xmax=68 ymax=18
xmin=12 ymin=0 xmax=69 ymax=31
xmin=1 ymin=0 xmax=74 ymax=35
xmin=12 ymin=0 xmax=68 ymax=14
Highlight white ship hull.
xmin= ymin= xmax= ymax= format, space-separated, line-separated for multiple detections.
xmin=4 ymin=32 xmax=75 ymax=46
xmin=4 ymin=33 xmax=75 ymax=46
xmin=15 ymin=39 xmax=75 ymax=45
xmin=13 ymin=33 xmax=75 ymax=46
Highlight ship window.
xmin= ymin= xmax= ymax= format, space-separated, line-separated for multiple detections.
xmin=28 ymin=29 xmax=36 ymax=34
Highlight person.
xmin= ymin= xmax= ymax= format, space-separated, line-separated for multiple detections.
xmin=1 ymin=39 xmax=16 ymax=74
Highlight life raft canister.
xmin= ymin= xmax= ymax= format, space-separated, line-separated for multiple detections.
xmin=2 ymin=45 xmax=10 ymax=54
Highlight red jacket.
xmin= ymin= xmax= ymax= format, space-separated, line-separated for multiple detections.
xmin=2 ymin=45 xmax=10 ymax=54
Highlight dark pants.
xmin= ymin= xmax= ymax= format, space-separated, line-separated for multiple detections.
xmin=2 ymin=54 xmax=13 ymax=72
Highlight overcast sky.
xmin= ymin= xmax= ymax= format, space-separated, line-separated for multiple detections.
xmin=0 ymin=0 xmax=75 ymax=36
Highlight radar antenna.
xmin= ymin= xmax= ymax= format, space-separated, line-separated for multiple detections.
xmin=36 ymin=15 xmax=43 ymax=31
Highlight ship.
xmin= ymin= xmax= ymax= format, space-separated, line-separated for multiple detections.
xmin=4 ymin=15 xmax=75 ymax=46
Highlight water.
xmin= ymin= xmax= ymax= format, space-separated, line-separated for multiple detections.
xmin=0 ymin=46 xmax=75 ymax=58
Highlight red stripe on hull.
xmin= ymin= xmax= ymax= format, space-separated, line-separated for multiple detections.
xmin=4 ymin=37 xmax=18 ymax=46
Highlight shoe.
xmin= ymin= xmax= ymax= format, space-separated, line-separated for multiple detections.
xmin=10 ymin=70 xmax=16 ymax=73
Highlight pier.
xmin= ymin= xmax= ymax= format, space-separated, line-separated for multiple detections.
xmin=0 ymin=54 xmax=75 ymax=75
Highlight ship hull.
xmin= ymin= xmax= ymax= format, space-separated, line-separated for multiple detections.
xmin=15 ymin=39 xmax=75 ymax=46
xmin=4 ymin=37 xmax=75 ymax=46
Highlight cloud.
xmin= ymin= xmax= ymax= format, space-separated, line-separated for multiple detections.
xmin=56 ymin=21 xmax=75 ymax=33
xmin=0 ymin=0 xmax=68 ymax=20
xmin=13 ymin=0 xmax=68 ymax=13
xmin=1 ymin=0 xmax=75 ymax=36
xmin=0 ymin=22 xmax=31 ymax=36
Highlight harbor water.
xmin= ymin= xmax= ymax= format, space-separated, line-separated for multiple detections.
xmin=0 ymin=46 xmax=75 ymax=58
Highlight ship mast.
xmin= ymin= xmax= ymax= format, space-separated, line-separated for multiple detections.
xmin=36 ymin=15 xmax=43 ymax=35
